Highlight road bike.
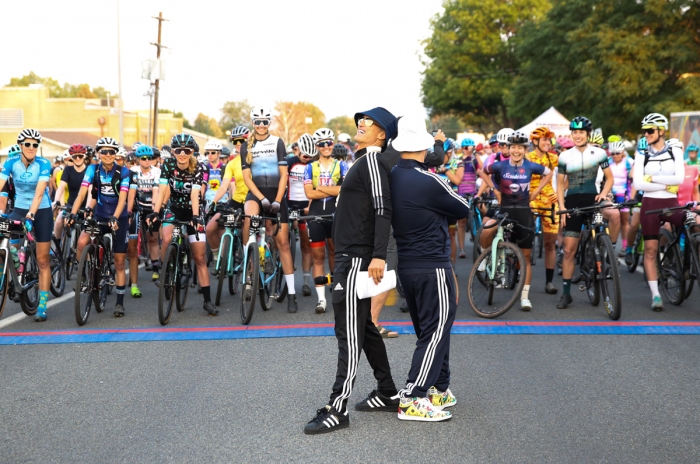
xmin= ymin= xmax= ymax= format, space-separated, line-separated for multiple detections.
xmin=471 ymin=197 xmax=499 ymax=263
xmin=213 ymin=206 xmax=244 ymax=305
xmin=58 ymin=205 xmax=81 ymax=280
xmin=0 ymin=217 xmax=43 ymax=317
xmin=157 ymin=220 xmax=197 ymax=325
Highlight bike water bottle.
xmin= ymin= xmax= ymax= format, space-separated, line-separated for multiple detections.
xmin=18 ymin=247 xmax=25 ymax=273
xmin=680 ymin=232 xmax=686 ymax=253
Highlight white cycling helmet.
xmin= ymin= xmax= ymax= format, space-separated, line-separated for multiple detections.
xmin=116 ymin=147 xmax=128 ymax=158
xmin=298 ymin=133 xmax=318 ymax=157
xmin=496 ymin=128 xmax=514 ymax=144
xmin=507 ymin=130 xmax=529 ymax=146
xmin=608 ymin=141 xmax=626 ymax=154
xmin=96 ymin=137 xmax=119 ymax=149
xmin=204 ymin=141 xmax=223 ymax=151
xmin=337 ymin=133 xmax=351 ymax=143
xmin=250 ymin=106 xmax=272 ymax=120
xmin=197 ymin=153 xmax=207 ymax=163
xmin=312 ymin=128 xmax=334 ymax=144
xmin=17 ymin=128 xmax=42 ymax=144
xmin=641 ymin=113 xmax=669 ymax=131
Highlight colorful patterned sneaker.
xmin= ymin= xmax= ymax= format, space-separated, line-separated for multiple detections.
xmin=303 ymin=405 xmax=349 ymax=435
xmin=428 ymin=387 xmax=457 ymax=409
xmin=652 ymin=296 xmax=664 ymax=312
xmin=130 ymin=286 xmax=142 ymax=298
xmin=398 ymin=397 xmax=452 ymax=422
xmin=355 ymin=389 xmax=400 ymax=412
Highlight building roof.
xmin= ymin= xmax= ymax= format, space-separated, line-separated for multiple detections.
xmin=40 ymin=131 xmax=100 ymax=147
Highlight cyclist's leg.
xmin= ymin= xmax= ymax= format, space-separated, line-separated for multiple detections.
xmin=538 ymin=198 xmax=559 ymax=289
xmin=299 ymin=221 xmax=313 ymax=287
xmin=448 ymin=219 xmax=457 ymax=264
xmin=602 ymin=204 xmax=621 ymax=244
xmin=242 ymin=193 xmax=262 ymax=240
xmin=205 ymin=212 xmax=222 ymax=258
xmin=53 ymin=210 xmax=65 ymax=239
xmin=457 ymin=218 xmax=467 ymax=255
xmin=111 ymin=215 xmax=129 ymax=314
xmin=127 ymin=211 xmax=139 ymax=286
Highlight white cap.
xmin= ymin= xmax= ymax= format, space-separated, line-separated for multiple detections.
xmin=337 ymin=133 xmax=351 ymax=143
xmin=392 ymin=114 xmax=435 ymax=153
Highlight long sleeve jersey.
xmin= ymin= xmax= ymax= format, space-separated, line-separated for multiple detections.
xmin=390 ymin=158 xmax=470 ymax=269
xmin=332 ymin=145 xmax=399 ymax=260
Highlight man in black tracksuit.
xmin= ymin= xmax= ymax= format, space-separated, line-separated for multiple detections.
xmin=390 ymin=114 xmax=470 ymax=422
xmin=304 ymin=107 xmax=401 ymax=435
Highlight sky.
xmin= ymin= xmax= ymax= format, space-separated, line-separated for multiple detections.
xmin=1 ymin=0 xmax=445 ymax=124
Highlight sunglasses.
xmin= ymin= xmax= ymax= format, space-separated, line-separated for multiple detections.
xmin=173 ymin=148 xmax=193 ymax=155
xmin=140 ymin=156 xmax=152 ymax=161
xmin=316 ymin=141 xmax=334 ymax=148
xmin=253 ymin=119 xmax=270 ymax=126
xmin=72 ymin=154 xmax=85 ymax=160
xmin=22 ymin=142 xmax=40 ymax=148
xmin=643 ymin=128 xmax=658 ymax=134
xmin=357 ymin=117 xmax=375 ymax=127
xmin=231 ymin=138 xmax=245 ymax=145
xmin=99 ymin=149 xmax=117 ymax=155
xmin=205 ymin=151 xmax=219 ymax=155
xmin=300 ymin=154 xmax=313 ymax=159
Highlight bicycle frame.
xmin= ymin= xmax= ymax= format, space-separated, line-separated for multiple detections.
xmin=241 ymin=214 xmax=280 ymax=290
xmin=214 ymin=210 xmax=243 ymax=278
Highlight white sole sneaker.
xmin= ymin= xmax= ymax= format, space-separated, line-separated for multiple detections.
xmin=521 ymin=298 xmax=532 ymax=311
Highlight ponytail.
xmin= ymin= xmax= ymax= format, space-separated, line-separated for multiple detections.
xmin=188 ymin=154 xmax=197 ymax=173
xmin=246 ymin=133 xmax=256 ymax=165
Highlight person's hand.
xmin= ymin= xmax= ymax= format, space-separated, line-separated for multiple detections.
xmin=666 ymin=185 xmax=679 ymax=194
xmin=433 ymin=129 xmax=446 ymax=143
xmin=109 ymin=216 xmax=119 ymax=231
xmin=685 ymin=201 xmax=697 ymax=208
xmin=368 ymin=258 xmax=385 ymax=285
xmin=529 ymin=190 xmax=539 ymax=202
xmin=269 ymin=201 xmax=281 ymax=214
xmin=594 ymin=193 xmax=608 ymax=203
xmin=260 ymin=197 xmax=271 ymax=211
xmin=206 ymin=202 xmax=216 ymax=215
xmin=146 ymin=211 xmax=160 ymax=227
xmin=23 ymin=217 xmax=34 ymax=232
xmin=84 ymin=207 xmax=93 ymax=219
xmin=64 ymin=214 xmax=74 ymax=227
xmin=559 ymin=208 xmax=567 ymax=229
xmin=127 ymin=211 xmax=134 ymax=224
xmin=191 ymin=216 xmax=205 ymax=232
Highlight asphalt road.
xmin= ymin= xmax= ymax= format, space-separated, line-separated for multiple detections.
xmin=1 ymin=238 xmax=700 ymax=462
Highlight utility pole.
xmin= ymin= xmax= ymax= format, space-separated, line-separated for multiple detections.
xmin=151 ymin=12 xmax=168 ymax=148
xmin=117 ymin=0 xmax=124 ymax=145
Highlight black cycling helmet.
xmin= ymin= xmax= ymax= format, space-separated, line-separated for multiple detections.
xmin=151 ymin=146 xmax=161 ymax=158
xmin=332 ymin=144 xmax=348 ymax=159
xmin=221 ymin=146 xmax=231 ymax=158
xmin=171 ymin=133 xmax=197 ymax=149
xmin=570 ymin=116 xmax=593 ymax=132
xmin=488 ymin=134 xmax=498 ymax=146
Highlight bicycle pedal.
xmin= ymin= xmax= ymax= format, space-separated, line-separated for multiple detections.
xmin=579 ymin=285 xmax=586 ymax=291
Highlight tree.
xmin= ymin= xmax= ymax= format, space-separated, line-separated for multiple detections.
xmin=511 ymin=0 xmax=700 ymax=137
xmin=192 ymin=113 xmax=223 ymax=137
xmin=6 ymin=72 xmax=119 ymax=99
xmin=159 ymin=109 xmax=192 ymax=129
xmin=219 ymin=100 xmax=253 ymax=135
xmin=326 ymin=116 xmax=357 ymax=138
xmin=271 ymin=101 xmax=326 ymax=145
xmin=421 ymin=0 xmax=551 ymax=132
xmin=428 ymin=114 xmax=469 ymax=140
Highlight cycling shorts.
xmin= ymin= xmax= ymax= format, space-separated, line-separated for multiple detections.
xmin=614 ymin=193 xmax=630 ymax=213
xmin=10 ymin=207 xmax=53 ymax=243
xmin=128 ymin=210 xmax=140 ymax=240
xmin=162 ymin=206 xmax=206 ymax=243
xmin=287 ymin=200 xmax=308 ymax=231
xmin=530 ymin=194 xmax=559 ymax=234
xmin=93 ymin=214 xmax=129 ymax=254
xmin=640 ymin=197 xmax=685 ymax=241
xmin=500 ymin=205 xmax=534 ymax=249
xmin=245 ymin=188 xmax=289 ymax=224
xmin=309 ymin=219 xmax=333 ymax=247
xmin=563 ymin=194 xmax=597 ymax=239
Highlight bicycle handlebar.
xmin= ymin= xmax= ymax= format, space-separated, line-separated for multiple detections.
xmin=239 ymin=213 xmax=282 ymax=237
xmin=298 ymin=214 xmax=334 ymax=223
xmin=645 ymin=203 xmax=699 ymax=215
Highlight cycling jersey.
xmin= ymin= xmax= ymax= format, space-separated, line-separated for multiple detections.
xmin=60 ymin=165 xmax=88 ymax=206
xmin=484 ymin=159 xmax=549 ymax=206
xmin=527 ymin=150 xmax=557 ymax=199
xmin=557 ymin=146 xmax=609 ymax=195
xmin=204 ymin=161 xmax=227 ymax=203
xmin=678 ymin=165 xmax=698 ymax=205
xmin=457 ymin=155 xmax=478 ymax=196
xmin=0 ymin=156 xmax=52 ymax=209
xmin=240 ymin=135 xmax=287 ymax=189
xmin=129 ymin=165 xmax=161 ymax=211
xmin=634 ymin=143 xmax=684 ymax=200
xmin=608 ymin=156 xmax=633 ymax=196
xmin=82 ymin=163 xmax=132 ymax=218
xmin=303 ymin=159 xmax=348 ymax=212
xmin=287 ymin=156 xmax=311 ymax=202
xmin=222 ymin=156 xmax=248 ymax=204
xmin=159 ymin=158 xmax=204 ymax=209
xmin=429 ymin=157 xmax=463 ymax=191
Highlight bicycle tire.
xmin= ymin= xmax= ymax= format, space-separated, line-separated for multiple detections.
xmin=597 ymin=234 xmax=623 ymax=320
xmin=289 ymin=226 xmax=297 ymax=271
xmin=537 ymin=227 xmax=544 ymax=259
xmin=158 ymin=244 xmax=178 ymax=325
xmin=628 ymin=229 xmax=643 ymax=273
xmin=259 ymin=237 xmax=274 ymax=311
xmin=215 ymin=235 xmax=231 ymax=306
xmin=50 ymin=238 xmax=65 ymax=297
xmin=273 ymin=239 xmax=287 ymax=303
xmin=576 ymin=235 xmax=598 ymax=306
xmin=657 ymin=228 xmax=685 ymax=306
xmin=19 ymin=243 xmax=39 ymax=316
xmin=62 ymin=229 xmax=73 ymax=280
xmin=229 ymin=235 xmax=242 ymax=295
xmin=0 ymin=251 xmax=9 ymax=319
xmin=530 ymin=234 xmax=538 ymax=265
xmin=74 ymin=244 xmax=97 ymax=326
xmin=467 ymin=242 xmax=526 ymax=318
xmin=472 ymin=225 xmax=483 ymax=263
xmin=240 ymin=242 xmax=259 ymax=325
xmin=176 ymin=244 xmax=190 ymax=312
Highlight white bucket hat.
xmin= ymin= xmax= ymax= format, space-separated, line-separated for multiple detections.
xmin=392 ymin=114 xmax=435 ymax=152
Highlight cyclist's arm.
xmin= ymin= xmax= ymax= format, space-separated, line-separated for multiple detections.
xmin=597 ymin=166 xmax=614 ymax=201
xmin=317 ymin=185 xmax=341 ymax=196
xmin=632 ymin=152 xmax=665 ymax=192
xmin=531 ymin=166 xmax=553 ymax=198
xmin=54 ymin=181 xmax=68 ymax=206
xmin=212 ymin=175 xmax=232 ymax=204
xmin=191 ymin=187 xmax=202 ymax=217
xmin=648 ymin=147 xmax=685 ymax=186
xmin=304 ymin=183 xmax=330 ymax=200
xmin=477 ymin=167 xmax=496 ymax=190
xmin=275 ymin=165 xmax=288 ymax=203
xmin=153 ymin=181 xmax=169 ymax=213
xmin=556 ymin=172 xmax=567 ymax=210
xmin=27 ymin=180 xmax=49 ymax=217
xmin=242 ymin=169 xmax=265 ymax=201
xmin=71 ymin=186 xmax=89 ymax=215
xmin=127 ymin=188 xmax=136 ymax=216
xmin=444 ymin=165 xmax=464 ymax=186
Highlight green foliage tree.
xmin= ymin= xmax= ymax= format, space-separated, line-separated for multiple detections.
xmin=219 ymin=100 xmax=253 ymax=135
xmin=159 ymin=109 xmax=192 ymax=129
xmin=272 ymin=101 xmax=326 ymax=144
xmin=326 ymin=116 xmax=356 ymax=138
xmin=6 ymin=72 xmax=119 ymax=99
xmin=421 ymin=0 xmax=551 ymax=132
xmin=193 ymin=113 xmax=223 ymax=137
xmin=511 ymin=0 xmax=700 ymax=137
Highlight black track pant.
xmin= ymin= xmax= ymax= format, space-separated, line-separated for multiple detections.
xmin=329 ymin=255 xmax=396 ymax=413
xmin=398 ymin=267 xmax=457 ymax=399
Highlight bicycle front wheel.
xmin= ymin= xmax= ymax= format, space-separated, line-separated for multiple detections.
xmin=74 ymin=244 xmax=97 ymax=326
xmin=628 ymin=229 xmax=643 ymax=273
xmin=158 ymin=244 xmax=178 ymax=325
xmin=597 ymin=234 xmax=623 ymax=320
xmin=240 ymin=243 xmax=259 ymax=324
xmin=467 ymin=242 xmax=526 ymax=318
xmin=657 ymin=229 xmax=685 ymax=306
xmin=215 ymin=235 xmax=231 ymax=306
xmin=50 ymin=238 xmax=65 ymax=297
xmin=273 ymin=240 xmax=287 ymax=303
xmin=579 ymin=235 xmax=599 ymax=306
xmin=0 ymin=250 xmax=8 ymax=319
xmin=19 ymin=244 xmax=39 ymax=316
xmin=176 ymin=245 xmax=190 ymax=312
xmin=229 ymin=235 xmax=243 ymax=295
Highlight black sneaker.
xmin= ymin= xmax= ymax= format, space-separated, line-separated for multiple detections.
xmin=399 ymin=300 xmax=409 ymax=313
xmin=355 ymin=389 xmax=400 ymax=412
xmin=303 ymin=405 xmax=349 ymax=435
xmin=114 ymin=304 xmax=125 ymax=317
xmin=557 ymin=294 xmax=573 ymax=309
xmin=302 ymin=284 xmax=312 ymax=296
xmin=203 ymin=302 xmax=219 ymax=316
xmin=288 ymin=294 xmax=298 ymax=313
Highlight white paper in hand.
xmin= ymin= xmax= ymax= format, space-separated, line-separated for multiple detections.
xmin=355 ymin=266 xmax=397 ymax=299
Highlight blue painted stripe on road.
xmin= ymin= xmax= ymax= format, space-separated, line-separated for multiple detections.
xmin=2 ymin=322 xmax=700 ymax=345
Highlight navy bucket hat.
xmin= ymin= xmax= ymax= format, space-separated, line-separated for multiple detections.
xmin=354 ymin=107 xmax=398 ymax=142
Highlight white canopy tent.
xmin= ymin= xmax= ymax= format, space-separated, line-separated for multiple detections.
xmin=518 ymin=106 xmax=571 ymax=137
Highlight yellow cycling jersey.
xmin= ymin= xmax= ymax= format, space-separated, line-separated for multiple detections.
xmin=223 ymin=156 xmax=249 ymax=204
xmin=527 ymin=150 xmax=557 ymax=199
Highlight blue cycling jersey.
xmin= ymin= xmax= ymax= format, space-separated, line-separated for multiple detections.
xmin=0 ymin=156 xmax=52 ymax=209
xmin=82 ymin=163 xmax=132 ymax=218
xmin=484 ymin=159 xmax=549 ymax=206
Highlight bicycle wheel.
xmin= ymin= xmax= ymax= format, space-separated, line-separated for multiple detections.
xmin=0 ymin=251 xmax=9 ymax=319
xmin=530 ymin=233 xmax=538 ymax=265
xmin=74 ymin=244 xmax=98 ymax=325
xmin=628 ymin=229 xmax=643 ymax=273
xmin=240 ymin=242 xmax=259 ymax=325
xmin=467 ymin=242 xmax=526 ymax=318
xmin=472 ymin=225 xmax=483 ymax=263
xmin=176 ymin=244 xmax=190 ymax=312
xmin=288 ymin=226 xmax=297 ymax=271
xmin=579 ymin=235 xmax=599 ymax=306
xmin=597 ymin=234 xmax=623 ymax=320
xmin=259 ymin=237 xmax=274 ymax=310
xmin=50 ymin=238 xmax=65 ymax=297
xmin=62 ymin=229 xmax=73 ymax=280
xmin=215 ymin=235 xmax=231 ymax=306
xmin=158 ymin=244 xmax=178 ymax=325
xmin=19 ymin=243 xmax=39 ymax=316
xmin=96 ymin=251 xmax=111 ymax=313
xmin=229 ymin=235 xmax=242 ymax=295
xmin=273 ymin=238 xmax=287 ymax=303
xmin=102 ymin=235 xmax=115 ymax=295
xmin=657 ymin=229 xmax=685 ymax=306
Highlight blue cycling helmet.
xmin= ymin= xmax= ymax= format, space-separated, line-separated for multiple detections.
xmin=135 ymin=145 xmax=154 ymax=158
xmin=443 ymin=139 xmax=456 ymax=152
xmin=461 ymin=138 xmax=475 ymax=148
xmin=637 ymin=137 xmax=648 ymax=151
xmin=7 ymin=144 xmax=22 ymax=158
xmin=688 ymin=144 xmax=699 ymax=152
